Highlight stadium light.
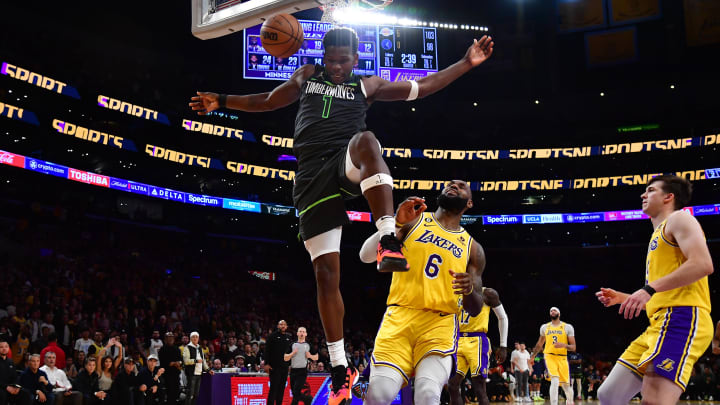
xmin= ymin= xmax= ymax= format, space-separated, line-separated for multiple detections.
xmin=332 ymin=6 xmax=487 ymax=30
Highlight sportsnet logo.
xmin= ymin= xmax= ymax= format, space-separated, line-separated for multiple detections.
xmin=0 ymin=151 xmax=25 ymax=168
xmin=68 ymin=169 xmax=109 ymax=187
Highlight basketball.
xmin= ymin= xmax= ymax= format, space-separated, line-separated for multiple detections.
xmin=260 ymin=14 xmax=304 ymax=58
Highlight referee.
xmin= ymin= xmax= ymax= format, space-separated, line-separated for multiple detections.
xmin=285 ymin=327 xmax=318 ymax=405
xmin=265 ymin=320 xmax=293 ymax=405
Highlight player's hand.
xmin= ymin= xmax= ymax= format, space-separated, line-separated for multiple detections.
xmin=189 ymin=92 xmax=220 ymax=116
xmin=395 ymin=197 xmax=426 ymax=226
xmin=595 ymin=287 xmax=627 ymax=307
xmin=450 ymin=270 xmax=474 ymax=295
xmin=712 ymin=338 xmax=720 ymax=355
xmin=264 ymin=364 xmax=271 ymax=373
xmin=464 ymin=35 xmax=494 ymax=67
xmin=618 ymin=288 xmax=650 ymax=319
xmin=553 ymin=342 xmax=566 ymax=349
xmin=496 ymin=347 xmax=507 ymax=363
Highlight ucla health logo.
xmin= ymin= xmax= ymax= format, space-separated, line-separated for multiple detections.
xmin=649 ymin=236 xmax=659 ymax=251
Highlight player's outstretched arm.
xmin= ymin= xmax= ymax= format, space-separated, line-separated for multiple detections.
xmin=189 ymin=64 xmax=315 ymax=114
xmin=595 ymin=287 xmax=629 ymax=307
xmin=452 ymin=241 xmax=486 ymax=316
xmin=363 ymin=35 xmax=494 ymax=103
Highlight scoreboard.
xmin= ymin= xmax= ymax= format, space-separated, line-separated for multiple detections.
xmin=244 ymin=20 xmax=438 ymax=81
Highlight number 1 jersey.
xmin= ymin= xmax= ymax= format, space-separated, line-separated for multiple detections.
xmin=293 ymin=65 xmax=369 ymax=156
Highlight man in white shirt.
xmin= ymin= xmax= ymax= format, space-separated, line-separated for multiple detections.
xmin=73 ymin=329 xmax=93 ymax=356
xmin=39 ymin=351 xmax=82 ymax=405
xmin=182 ymin=331 xmax=213 ymax=405
xmin=149 ymin=330 xmax=164 ymax=357
xmin=511 ymin=342 xmax=532 ymax=402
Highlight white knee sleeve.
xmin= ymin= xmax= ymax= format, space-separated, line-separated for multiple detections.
xmin=414 ymin=355 xmax=452 ymax=405
xmin=360 ymin=173 xmax=394 ymax=194
xmin=561 ymin=383 xmax=573 ymax=402
xmin=597 ymin=364 xmax=642 ymax=405
xmin=345 ymin=140 xmax=383 ymax=184
xmin=365 ymin=364 xmax=404 ymax=405
xmin=304 ymin=227 xmax=342 ymax=261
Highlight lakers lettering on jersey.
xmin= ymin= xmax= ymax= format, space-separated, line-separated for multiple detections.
xmin=387 ymin=212 xmax=473 ymax=314
xmin=541 ymin=322 xmax=573 ymax=356
xmin=459 ymin=288 xmax=490 ymax=333
xmin=645 ymin=217 xmax=711 ymax=316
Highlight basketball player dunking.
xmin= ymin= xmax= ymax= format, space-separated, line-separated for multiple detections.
xmin=596 ymin=175 xmax=714 ymax=405
xmin=358 ymin=181 xmax=486 ymax=405
xmin=190 ymin=28 xmax=493 ymax=404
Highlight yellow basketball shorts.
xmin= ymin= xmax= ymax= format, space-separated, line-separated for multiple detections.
xmin=544 ymin=354 xmax=570 ymax=384
xmin=456 ymin=332 xmax=492 ymax=378
xmin=617 ymin=306 xmax=712 ymax=391
xmin=371 ymin=305 xmax=458 ymax=384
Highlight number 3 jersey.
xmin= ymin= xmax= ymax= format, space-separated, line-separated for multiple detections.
xmin=387 ymin=212 xmax=474 ymax=314
xmin=293 ymin=65 xmax=369 ymax=157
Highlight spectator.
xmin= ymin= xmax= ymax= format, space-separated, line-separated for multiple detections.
xmin=112 ymin=358 xmax=140 ymax=405
xmin=28 ymin=310 xmax=42 ymax=345
xmin=0 ymin=339 xmax=31 ymax=405
xmin=158 ymin=332 xmax=182 ymax=405
xmin=73 ymin=330 xmax=93 ymax=357
xmin=12 ymin=326 xmax=31 ymax=367
xmin=316 ymin=362 xmax=325 ymax=373
xmin=148 ymin=331 xmax=163 ymax=357
xmin=684 ymin=366 xmax=702 ymax=400
xmin=87 ymin=333 xmax=104 ymax=358
xmin=74 ymin=357 xmax=105 ymax=405
xmin=19 ymin=354 xmax=54 ymax=405
xmin=349 ymin=350 xmax=367 ymax=370
xmin=217 ymin=344 xmax=232 ymax=366
xmin=584 ymin=364 xmax=600 ymax=400
xmin=227 ymin=337 xmax=239 ymax=358
xmin=568 ymin=350 xmax=583 ymax=400
xmin=40 ymin=333 xmax=66 ymax=370
xmin=39 ymin=351 xmax=82 ymax=405
xmin=182 ymin=331 xmax=212 ymax=405
xmin=211 ymin=331 xmax=224 ymax=355
xmin=235 ymin=356 xmax=249 ymax=372
xmin=241 ymin=344 xmax=259 ymax=372
xmin=40 ymin=314 xmax=55 ymax=337
xmin=65 ymin=350 xmax=85 ymax=380
xmin=137 ymin=354 xmax=164 ymax=405
xmin=700 ymin=366 xmax=716 ymax=400
xmin=210 ymin=359 xmax=223 ymax=373
xmin=97 ymin=339 xmax=123 ymax=402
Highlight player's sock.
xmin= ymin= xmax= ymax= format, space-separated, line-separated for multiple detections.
xmin=328 ymin=339 xmax=348 ymax=369
xmin=561 ymin=383 xmax=574 ymax=404
xmin=375 ymin=215 xmax=395 ymax=236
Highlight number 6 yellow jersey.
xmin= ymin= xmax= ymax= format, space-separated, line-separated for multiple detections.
xmin=386 ymin=212 xmax=473 ymax=314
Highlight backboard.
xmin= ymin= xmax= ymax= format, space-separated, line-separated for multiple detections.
xmin=191 ymin=0 xmax=330 ymax=40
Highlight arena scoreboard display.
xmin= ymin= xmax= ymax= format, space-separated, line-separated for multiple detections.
xmin=244 ymin=20 xmax=438 ymax=81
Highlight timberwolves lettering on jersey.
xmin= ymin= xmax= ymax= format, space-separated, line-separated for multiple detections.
xmin=294 ymin=65 xmax=369 ymax=154
xmin=387 ymin=213 xmax=473 ymax=314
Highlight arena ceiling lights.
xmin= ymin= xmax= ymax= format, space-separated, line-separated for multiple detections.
xmin=332 ymin=7 xmax=488 ymax=30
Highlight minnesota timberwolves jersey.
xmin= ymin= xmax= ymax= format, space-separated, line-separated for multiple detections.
xmin=459 ymin=288 xmax=491 ymax=333
xmin=645 ymin=217 xmax=711 ymax=316
xmin=293 ymin=65 xmax=369 ymax=155
xmin=387 ymin=212 xmax=474 ymax=314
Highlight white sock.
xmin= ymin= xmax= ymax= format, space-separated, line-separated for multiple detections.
xmin=550 ymin=377 xmax=559 ymax=405
xmin=375 ymin=215 xmax=395 ymax=237
xmin=327 ymin=339 xmax=348 ymax=368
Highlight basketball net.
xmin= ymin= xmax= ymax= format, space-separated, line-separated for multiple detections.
xmin=320 ymin=0 xmax=393 ymax=24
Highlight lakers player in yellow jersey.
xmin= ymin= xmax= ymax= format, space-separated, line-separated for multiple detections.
xmin=448 ymin=288 xmax=508 ymax=405
xmin=596 ymin=175 xmax=714 ymax=405
xmin=358 ymin=180 xmax=486 ymax=405
xmin=530 ymin=307 xmax=576 ymax=405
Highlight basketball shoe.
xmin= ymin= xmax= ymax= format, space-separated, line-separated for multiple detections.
xmin=329 ymin=365 xmax=359 ymax=405
xmin=377 ymin=233 xmax=409 ymax=272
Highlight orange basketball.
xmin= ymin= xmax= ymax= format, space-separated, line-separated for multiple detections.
xmin=260 ymin=14 xmax=304 ymax=58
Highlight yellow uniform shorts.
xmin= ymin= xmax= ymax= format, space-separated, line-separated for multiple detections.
xmin=617 ymin=306 xmax=712 ymax=391
xmin=544 ymin=354 xmax=570 ymax=384
xmin=371 ymin=306 xmax=458 ymax=384
xmin=456 ymin=332 xmax=492 ymax=378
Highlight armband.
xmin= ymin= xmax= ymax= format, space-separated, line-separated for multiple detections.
xmin=642 ymin=284 xmax=656 ymax=296
xmin=218 ymin=94 xmax=227 ymax=109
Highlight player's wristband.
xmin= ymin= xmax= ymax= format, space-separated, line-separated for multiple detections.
xmin=218 ymin=94 xmax=228 ymax=109
xmin=395 ymin=220 xmax=405 ymax=228
xmin=642 ymin=284 xmax=656 ymax=296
